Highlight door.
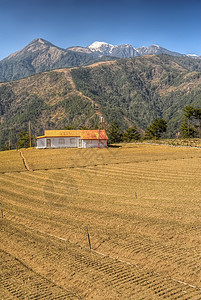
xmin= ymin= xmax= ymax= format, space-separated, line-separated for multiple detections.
xmin=78 ymin=139 xmax=82 ymax=148
xmin=47 ymin=139 xmax=51 ymax=148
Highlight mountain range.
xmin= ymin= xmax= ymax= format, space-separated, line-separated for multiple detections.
xmin=0 ymin=39 xmax=112 ymax=82
xmin=0 ymin=38 xmax=200 ymax=82
xmin=0 ymin=38 xmax=201 ymax=149
xmin=68 ymin=41 xmax=185 ymax=58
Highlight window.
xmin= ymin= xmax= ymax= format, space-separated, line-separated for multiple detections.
xmin=59 ymin=138 xmax=65 ymax=145
xmin=70 ymin=138 xmax=76 ymax=144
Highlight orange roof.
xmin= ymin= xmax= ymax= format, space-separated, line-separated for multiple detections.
xmin=37 ymin=130 xmax=108 ymax=140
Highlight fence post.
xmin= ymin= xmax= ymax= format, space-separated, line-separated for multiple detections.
xmin=134 ymin=188 xmax=137 ymax=199
xmin=86 ymin=226 xmax=91 ymax=250
xmin=0 ymin=203 xmax=3 ymax=219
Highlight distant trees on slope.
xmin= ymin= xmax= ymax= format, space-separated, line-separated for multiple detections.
xmin=2 ymin=105 xmax=201 ymax=150
xmin=108 ymin=105 xmax=201 ymax=144
xmin=17 ymin=131 xmax=35 ymax=149
xmin=180 ymin=106 xmax=201 ymax=138
xmin=107 ymin=119 xmax=167 ymax=144
xmin=144 ymin=119 xmax=167 ymax=140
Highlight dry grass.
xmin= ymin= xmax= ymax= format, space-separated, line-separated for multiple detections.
xmin=140 ymin=138 xmax=201 ymax=148
xmin=19 ymin=143 xmax=201 ymax=170
xmin=0 ymin=150 xmax=25 ymax=172
xmin=0 ymin=144 xmax=201 ymax=299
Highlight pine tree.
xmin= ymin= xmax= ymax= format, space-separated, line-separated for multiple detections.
xmin=107 ymin=122 xmax=122 ymax=144
xmin=194 ymin=108 xmax=201 ymax=138
xmin=17 ymin=131 xmax=34 ymax=148
xmin=122 ymin=126 xmax=141 ymax=142
xmin=144 ymin=119 xmax=167 ymax=139
xmin=183 ymin=106 xmax=195 ymax=137
xmin=180 ymin=118 xmax=196 ymax=138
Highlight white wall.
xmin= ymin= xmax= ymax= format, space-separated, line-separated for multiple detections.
xmin=36 ymin=137 xmax=107 ymax=149
xmin=50 ymin=137 xmax=79 ymax=148
xmin=36 ymin=138 xmax=46 ymax=149
xmin=36 ymin=137 xmax=79 ymax=148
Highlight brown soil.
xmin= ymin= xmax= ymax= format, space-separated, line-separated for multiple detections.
xmin=0 ymin=144 xmax=201 ymax=299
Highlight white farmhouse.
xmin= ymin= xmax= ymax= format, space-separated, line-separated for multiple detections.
xmin=36 ymin=130 xmax=108 ymax=149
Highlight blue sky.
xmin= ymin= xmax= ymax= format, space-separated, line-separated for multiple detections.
xmin=0 ymin=0 xmax=201 ymax=60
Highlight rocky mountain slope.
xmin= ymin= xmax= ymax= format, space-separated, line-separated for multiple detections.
xmin=0 ymin=39 xmax=114 ymax=82
xmin=0 ymin=55 xmax=201 ymax=148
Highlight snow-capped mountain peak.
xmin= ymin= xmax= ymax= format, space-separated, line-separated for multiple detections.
xmin=88 ymin=41 xmax=114 ymax=54
xmin=71 ymin=41 xmax=185 ymax=58
xmin=89 ymin=41 xmax=113 ymax=49
xmin=187 ymin=54 xmax=199 ymax=58
xmin=88 ymin=41 xmax=140 ymax=57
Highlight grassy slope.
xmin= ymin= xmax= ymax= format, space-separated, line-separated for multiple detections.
xmin=0 ymin=150 xmax=25 ymax=172
xmin=0 ymin=145 xmax=201 ymax=299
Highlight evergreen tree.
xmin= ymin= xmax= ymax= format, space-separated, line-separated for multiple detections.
xmin=183 ymin=105 xmax=195 ymax=118
xmin=0 ymin=142 xmax=11 ymax=151
xmin=144 ymin=119 xmax=167 ymax=139
xmin=122 ymin=126 xmax=141 ymax=142
xmin=107 ymin=122 xmax=122 ymax=144
xmin=194 ymin=108 xmax=201 ymax=138
xmin=183 ymin=106 xmax=195 ymax=136
xmin=180 ymin=106 xmax=201 ymax=138
xmin=180 ymin=118 xmax=196 ymax=138
xmin=17 ymin=131 xmax=34 ymax=148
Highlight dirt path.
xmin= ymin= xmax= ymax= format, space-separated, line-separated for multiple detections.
xmin=19 ymin=150 xmax=32 ymax=171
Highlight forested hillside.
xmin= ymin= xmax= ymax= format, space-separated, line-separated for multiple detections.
xmin=0 ymin=71 xmax=99 ymax=148
xmin=71 ymin=55 xmax=201 ymax=135
xmin=0 ymin=54 xmax=201 ymax=148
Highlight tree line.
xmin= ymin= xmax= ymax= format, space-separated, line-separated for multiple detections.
xmin=107 ymin=118 xmax=167 ymax=144
xmin=1 ymin=105 xmax=200 ymax=150
xmin=108 ymin=105 xmax=201 ymax=143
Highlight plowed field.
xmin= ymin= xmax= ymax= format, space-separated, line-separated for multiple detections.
xmin=0 ymin=144 xmax=201 ymax=299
